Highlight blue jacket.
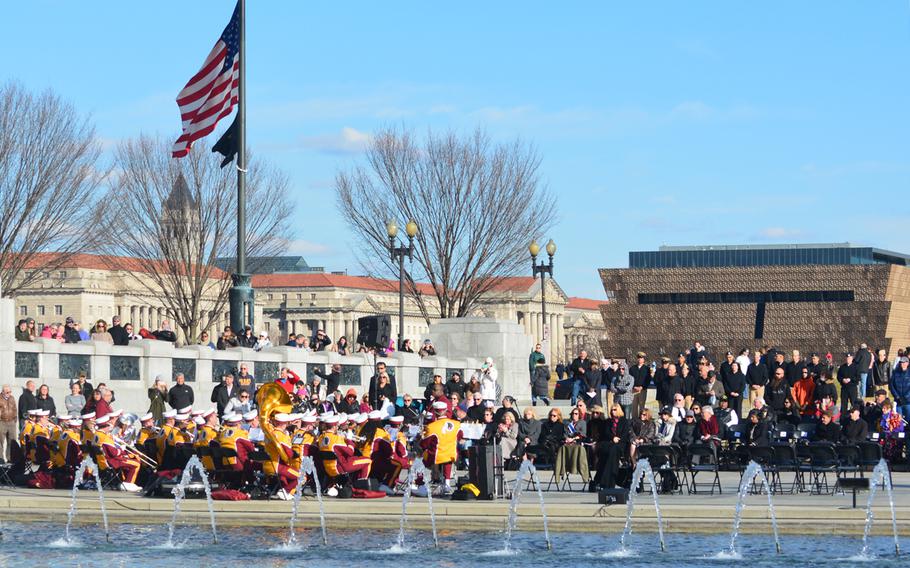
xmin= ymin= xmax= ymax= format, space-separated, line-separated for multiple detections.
xmin=891 ymin=367 xmax=910 ymax=404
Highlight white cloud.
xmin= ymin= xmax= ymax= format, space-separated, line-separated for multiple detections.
xmin=298 ymin=127 xmax=372 ymax=155
xmin=284 ymin=239 xmax=331 ymax=255
xmin=757 ymin=227 xmax=805 ymax=239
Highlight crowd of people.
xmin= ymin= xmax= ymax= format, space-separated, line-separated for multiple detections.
xmin=538 ymin=342 xmax=909 ymax=491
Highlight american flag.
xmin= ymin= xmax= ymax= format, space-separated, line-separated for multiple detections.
xmin=172 ymin=1 xmax=240 ymax=158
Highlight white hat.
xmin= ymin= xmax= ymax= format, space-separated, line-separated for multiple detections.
xmin=163 ymin=409 xmax=177 ymax=419
xmin=287 ymin=413 xmax=304 ymax=421
xmin=389 ymin=416 xmax=404 ymax=424
xmin=224 ymin=413 xmax=243 ymax=423
xmin=67 ymin=419 xmax=82 ymax=427
xmin=242 ymin=411 xmax=258 ymax=421
xmin=95 ymin=415 xmax=111 ymax=425
xmin=109 ymin=409 xmax=124 ymax=418
xmin=175 ymin=413 xmax=189 ymax=421
xmin=202 ymin=409 xmax=216 ymax=418
xmin=37 ymin=409 xmax=51 ymax=416
xmin=27 ymin=409 xmax=39 ymax=416
xmin=368 ymin=410 xmax=383 ymax=421
xmin=140 ymin=413 xmax=154 ymax=422
xmin=337 ymin=413 xmax=348 ymax=423
xmin=321 ymin=414 xmax=339 ymax=425
xmin=56 ymin=413 xmax=71 ymax=420
xmin=193 ymin=416 xmax=205 ymax=425
xmin=432 ymin=401 xmax=448 ymax=411
xmin=302 ymin=415 xmax=318 ymax=424
xmin=81 ymin=412 xmax=96 ymax=420
xmin=273 ymin=413 xmax=293 ymax=423
xmin=178 ymin=406 xmax=192 ymax=414
xmin=190 ymin=409 xmax=205 ymax=417
xmin=355 ymin=414 xmax=368 ymax=424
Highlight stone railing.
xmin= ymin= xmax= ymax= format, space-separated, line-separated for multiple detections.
xmin=2 ymin=337 xmax=484 ymax=414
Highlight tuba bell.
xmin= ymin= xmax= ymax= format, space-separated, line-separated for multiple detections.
xmin=256 ymin=382 xmax=294 ymax=424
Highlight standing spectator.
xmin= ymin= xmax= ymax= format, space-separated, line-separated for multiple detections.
xmin=94 ymin=387 xmax=114 ymax=418
xmin=198 ymin=331 xmax=216 ymax=349
xmin=274 ymin=367 xmax=302 ymax=394
xmin=64 ymin=383 xmax=86 ymax=415
xmin=17 ymin=380 xmax=37 ymax=429
xmin=151 ymin=319 xmax=177 ymax=343
xmin=90 ymin=319 xmax=114 ymax=344
xmin=333 ymin=336 xmax=350 ymax=356
xmin=311 ymin=329 xmax=331 ymax=351
xmin=285 ymin=333 xmax=297 ymax=347
xmin=891 ymin=356 xmax=910 ymax=419
xmin=124 ymin=323 xmax=141 ymax=341
xmin=418 ymin=339 xmax=437 ymax=357
xmin=400 ymin=338 xmax=414 ymax=353
xmin=791 ymin=368 xmax=816 ymax=417
xmin=236 ymin=325 xmax=255 ymax=348
xmin=76 ymin=322 xmax=90 ymax=341
xmin=855 ymin=343 xmax=873 ymax=399
xmin=0 ymin=386 xmax=17 ymax=462
xmin=838 ymin=352 xmax=860 ymax=416
xmin=69 ymin=372 xmax=94 ymax=401
xmin=611 ymin=364 xmax=635 ymax=417
xmin=314 ymin=364 xmax=341 ymax=396
xmin=735 ymin=348 xmax=751 ymax=374
xmin=108 ymin=315 xmax=129 ymax=346
xmin=872 ymin=349 xmax=892 ymax=400
xmin=747 ymin=351 xmax=769 ymax=409
xmin=480 ymin=358 xmax=498 ymax=404
xmin=235 ymin=363 xmax=256 ymax=395
xmin=784 ymin=350 xmax=806 ymax=387
xmin=555 ymin=362 xmax=566 ymax=382
xmin=15 ymin=319 xmax=31 ymax=341
xmin=148 ymin=376 xmax=168 ymax=421
xmin=62 ymin=317 xmax=80 ymax=343
xmin=628 ymin=352 xmax=650 ymax=416
xmin=217 ymin=327 xmax=240 ymax=350
xmin=656 ymin=363 xmax=684 ymax=409
xmin=253 ymin=331 xmax=272 ymax=351
xmin=568 ymin=350 xmax=593 ymax=406
xmin=168 ymin=373 xmax=194 ymax=410
xmin=210 ymin=372 xmax=237 ymax=416
xmin=722 ymin=361 xmax=746 ymax=417
xmin=445 ymin=371 xmax=466 ymax=400
xmin=806 ymin=352 xmax=830 ymax=381
xmin=293 ymin=334 xmax=310 ymax=350
xmin=697 ymin=370 xmax=725 ymax=407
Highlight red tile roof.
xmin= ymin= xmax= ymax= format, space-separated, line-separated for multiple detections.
xmin=566 ymin=296 xmax=607 ymax=310
xmin=252 ymin=273 xmax=539 ymax=295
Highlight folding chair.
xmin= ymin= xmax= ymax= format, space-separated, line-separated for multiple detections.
xmin=687 ymin=444 xmax=722 ymax=495
xmin=770 ymin=443 xmax=803 ymax=494
xmin=806 ymin=442 xmax=839 ymax=495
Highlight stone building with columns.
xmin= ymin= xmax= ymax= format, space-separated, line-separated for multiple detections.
xmin=11 ymin=254 xmax=605 ymax=365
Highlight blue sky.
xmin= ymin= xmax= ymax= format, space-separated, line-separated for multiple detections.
xmin=4 ymin=1 xmax=909 ymax=299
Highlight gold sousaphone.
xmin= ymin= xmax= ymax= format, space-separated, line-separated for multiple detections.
xmin=256 ymin=382 xmax=294 ymax=423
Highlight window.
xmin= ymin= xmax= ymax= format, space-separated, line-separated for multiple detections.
xmin=37 ymin=305 xmax=45 ymax=316
xmin=296 ymin=294 xmax=302 ymax=300
xmin=310 ymin=293 xmax=317 ymax=300
xmin=55 ymin=305 xmax=63 ymax=316
xmin=19 ymin=306 xmax=27 ymax=316
xmin=58 ymin=271 xmax=67 ymax=279
xmin=267 ymin=294 xmax=273 ymax=300
xmin=43 ymin=271 xmax=50 ymax=279
xmin=264 ymin=322 xmax=270 ymax=331
xmin=281 ymin=294 xmax=287 ymax=301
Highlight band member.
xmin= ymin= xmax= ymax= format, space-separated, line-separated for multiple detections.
xmin=419 ymin=401 xmax=463 ymax=493
xmin=318 ymin=414 xmax=371 ymax=491
xmin=243 ymin=411 xmax=264 ymax=443
xmin=51 ymin=418 xmax=82 ymax=470
xmin=262 ymin=412 xmax=299 ymax=500
xmin=31 ymin=409 xmax=53 ymax=466
xmin=136 ymin=413 xmax=159 ymax=449
xmin=217 ymin=413 xmax=254 ymax=482
xmin=289 ymin=414 xmax=317 ymax=470
xmin=93 ymin=415 xmax=141 ymax=491
xmin=193 ymin=409 xmax=220 ymax=471
xmin=80 ymin=412 xmax=96 ymax=452
xmin=19 ymin=409 xmax=38 ymax=459
xmin=156 ymin=409 xmax=178 ymax=465
xmin=358 ymin=411 xmax=387 ymax=459
xmin=371 ymin=414 xmax=410 ymax=493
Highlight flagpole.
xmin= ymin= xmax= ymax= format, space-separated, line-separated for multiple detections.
xmin=229 ymin=0 xmax=253 ymax=333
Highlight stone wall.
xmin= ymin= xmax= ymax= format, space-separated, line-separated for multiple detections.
xmin=0 ymin=298 xmax=534 ymax=412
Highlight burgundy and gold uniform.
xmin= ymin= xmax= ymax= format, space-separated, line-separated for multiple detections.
xmin=420 ymin=417 xmax=462 ymax=481
xmin=94 ymin=429 xmax=140 ymax=484
xmin=263 ymin=422 xmax=299 ymax=492
xmin=194 ymin=425 xmax=219 ymax=471
xmin=319 ymin=430 xmax=371 ymax=480
xmin=370 ymin=428 xmax=409 ymax=486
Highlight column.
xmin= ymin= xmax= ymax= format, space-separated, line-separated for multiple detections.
xmin=327 ymin=314 xmax=337 ymax=343
xmin=529 ymin=311 xmax=537 ymax=341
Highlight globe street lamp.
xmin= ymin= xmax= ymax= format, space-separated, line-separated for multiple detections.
xmin=529 ymin=238 xmax=556 ymax=341
xmin=387 ymin=219 xmax=418 ymax=350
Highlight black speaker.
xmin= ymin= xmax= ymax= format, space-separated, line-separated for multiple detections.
xmin=468 ymin=445 xmax=495 ymax=500
xmin=598 ymin=487 xmax=629 ymax=505
xmin=356 ymin=315 xmax=391 ymax=348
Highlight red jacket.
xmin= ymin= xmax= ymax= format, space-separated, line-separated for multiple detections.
xmin=275 ymin=371 xmax=301 ymax=394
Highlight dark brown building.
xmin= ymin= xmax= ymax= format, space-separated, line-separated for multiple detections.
xmin=599 ymin=244 xmax=910 ymax=360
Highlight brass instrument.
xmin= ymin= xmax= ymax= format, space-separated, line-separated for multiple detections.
xmin=257 ymin=382 xmax=294 ymax=424
xmin=113 ymin=435 xmax=158 ymax=469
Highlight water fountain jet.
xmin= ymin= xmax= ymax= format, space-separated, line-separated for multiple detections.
xmin=397 ymin=459 xmax=438 ymax=549
xmin=728 ymin=460 xmax=781 ymax=556
xmin=64 ymin=456 xmax=110 ymax=543
xmin=618 ymin=458 xmax=665 ymax=553
xmin=503 ymin=459 xmax=551 ymax=552
xmin=287 ymin=456 xmax=328 ymax=547
xmin=861 ymin=458 xmax=900 ymax=558
xmin=166 ymin=455 xmax=217 ymax=545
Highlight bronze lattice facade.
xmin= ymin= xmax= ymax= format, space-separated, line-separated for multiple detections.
xmin=598 ymin=249 xmax=910 ymax=360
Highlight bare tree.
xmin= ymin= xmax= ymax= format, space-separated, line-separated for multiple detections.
xmin=0 ymin=82 xmax=105 ymax=296
xmin=336 ymin=127 xmax=557 ymax=322
xmin=98 ymin=135 xmax=292 ymax=341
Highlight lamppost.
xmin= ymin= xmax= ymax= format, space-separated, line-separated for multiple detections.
xmin=529 ymin=238 xmax=557 ymax=342
xmin=387 ymin=218 xmax=418 ymax=350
